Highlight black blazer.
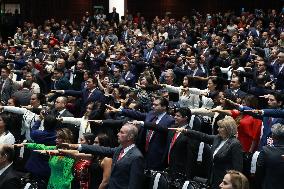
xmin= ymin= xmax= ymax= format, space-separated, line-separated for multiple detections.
xmin=184 ymin=130 xmax=243 ymax=189
xmin=143 ymin=122 xmax=212 ymax=179
xmin=80 ymin=144 xmax=145 ymax=189
xmin=0 ymin=165 xmax=22 ymax=189
xmin=256 ymin=143 xmax=284 ymax=189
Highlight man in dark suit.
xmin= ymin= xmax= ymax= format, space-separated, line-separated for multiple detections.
xmin=12 ymin=80 xmax=33 ymax=106
xmin=0 ymin=67 xmax=16 ymax=105
xmin=108 ymin=7 xmax=119 ymax=25
xmin=55 ymin=77 xmax=105 ymax=115
xmin=56 ymin=25 xmax=71 ymax=44
xmin=122 ymin=62 xmax=136 ymax=87
xmin=0 ymin=145 xmax=22 ymax=189
xmin=51 ymin=68 xmax=72 ymax=91
xmin=50 ymin=96 xmax=78 ymax=140
xmin=136 ymin=108 xmax=211 ymax=179
xmin=119 ymin=97 xmax=175 ymax=170
xmin=256 ymin=123 xmax=284 ymax=189
xmin=48 ymin=68 xmax=72 ymax=102
xmin=224 ymin=76 xmax=247 ymax=103
xmin=143 ymin=41 xmax=157 ymax=63
xmin=63 ymin=123 xmax=145 ymax=189
xmin=273 ymin=51 xmax=284 ymax=90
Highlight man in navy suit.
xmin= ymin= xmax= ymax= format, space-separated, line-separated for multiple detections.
xmin=63 ymin=123 xmax=145 ymax=189
xmin=224 ymin=76 xmax=247 ymax=103
xmin=122 ymin=62 xmax=136 ymax=87
xmin=48 ymin=68 xmax=72 ymax=102
xmin=273 ymin=51 xmax=284 ymax=90
xmin=55 ymin=77 xmax=105 ymax=115
xmin=120 ymin=97 xmax=175 ymax=170
xmin=143 ymin=41 xmax=157 ymax=63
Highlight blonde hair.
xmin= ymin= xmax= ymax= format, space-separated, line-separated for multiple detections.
xmin=217 ymin=116 xmax=238 ymax=138
xmin=56 ymin=128 xmax=74 ymax=143
xmin=227 ymin=170 xmax=249 ymax=189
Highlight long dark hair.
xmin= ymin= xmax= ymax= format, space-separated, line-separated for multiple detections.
xmin=97 ymin=133 xmax=112 ymax=147
xmin=82 ymin=132 xmax=96 ymax=145
xmin=0 ymin=113 xmax=12 ymax=132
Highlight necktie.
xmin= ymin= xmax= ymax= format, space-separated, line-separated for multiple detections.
xmin=168 ymin=132 xmax=179 ymax=164
xmin=146 ymin=50 xmax=152 ymax=61
xmin=86 ymin=90 xmax=91 ymax=99
xmin=117 ymin=149 xmax=124 ymax=161
xmin=145 ymin=116 xmax=158 ymax=152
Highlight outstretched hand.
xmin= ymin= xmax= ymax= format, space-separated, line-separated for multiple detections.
xmin=168 ymin=127 xmax=187 ymax=133
xmin=14 ymin=143 xmax=30 ymax=148
xmin=57 ymin=143 xmax=79 ymax=150
xmin=105 ymin=104 xmax=120 ymax=113
xmin=243 ymin=109 xmax=263 ymax=114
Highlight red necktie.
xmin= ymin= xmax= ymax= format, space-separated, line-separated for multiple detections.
xmin=145 ymin=116 xmax=158 ymax=152
xmin=117 ymin=149 xmax=124 ymax=161
xmin=168 ymin=132 xmax=179 ymax=164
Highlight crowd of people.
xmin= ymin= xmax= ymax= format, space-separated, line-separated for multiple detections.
xmin=0 ymin=6 xmax=284 ymax=189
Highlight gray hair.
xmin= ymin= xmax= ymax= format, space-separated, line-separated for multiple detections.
xmin=124 ymin=123 xmax=138 ymax=142
xmin=271 ymin=123 xmax=284 ymax=140
xmin=217 ymin=116 xmax=238 ymax=138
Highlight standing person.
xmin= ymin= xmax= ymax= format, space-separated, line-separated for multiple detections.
xmin=12 ymin=80 xmax=33 ymax=106
xmin=133 ymin=107 xmax=212 ymax=180
xmin=71 ymin=133 xmax=112 ymax=189
xmin=213 ymin=96 xmax=262 ymax=153
xmin=0 ymin=113 xmax=15 ymax=144
xmin=0 ymin=93 xmax=46 ymax=141
xmin=108 ymin=7 xmax=119 ymax=25
xmin=0 ymin=67 xmax=16 ymax=105
xmin=60 ymin=123 xmax=145 ymax=189
xmin=53 ymin=77 xmax=105 ymax=115
xmin=256 ymin=123 xmax=284 ymax=189
xmin=243 ymin=92 xmax=284 ymax=149
xmin=58 ymin=102 xmax=98 ymax=142
xmin=107 ymin=97 xmax=175 ymax=170
xmin=24 ymin=115 xmax=57 ymax=189
xmin=173 ymin=116 xmax=243 ymax=189
xmin=0 ymin=145 xmax=22 ymax=189
xmin=16 ymin=128 xmax=75 ymax=189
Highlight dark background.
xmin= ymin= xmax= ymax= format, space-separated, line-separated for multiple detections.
xmin=0 ymin=0 xmax=283 ymax=40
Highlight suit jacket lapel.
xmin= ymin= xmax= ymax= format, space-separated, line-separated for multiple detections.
xmin=213 ymin=138 xmax=232 ymax=159
xmin=112 ymin=146 xmax=123 ymax=171
xmin=0 ymin=166 xmax=12 ymax=187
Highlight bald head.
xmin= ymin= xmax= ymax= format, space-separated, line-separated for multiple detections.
xmin=55 ymin=96 xmax=67 ymax=111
